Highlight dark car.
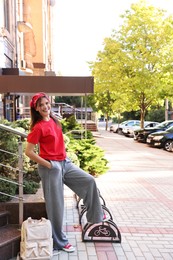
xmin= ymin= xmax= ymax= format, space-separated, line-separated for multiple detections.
xmin=133 ymin=120 xmax=173 ymax=143
xmin=146 ymin=125 xmax=173 ymax=152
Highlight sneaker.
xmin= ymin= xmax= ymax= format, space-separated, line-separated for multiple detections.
xmin=103 ymin=213 xmax=110 ymax=222
xmin=53 ymin=249 xmax=61 ymax=256
xmin=62 ymin=243 xmax=75 ymax=253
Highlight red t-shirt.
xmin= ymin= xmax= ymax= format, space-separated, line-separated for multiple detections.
xmin=27 ymin=118 xmax=66 ymax=160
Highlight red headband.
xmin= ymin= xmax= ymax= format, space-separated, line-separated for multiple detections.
xmin=30 ymin=93 xmax=50 ymax=108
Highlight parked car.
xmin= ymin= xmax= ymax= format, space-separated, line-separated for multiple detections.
xmin=134 ymin=120 xmax=173 ymax=143
xmin=110 ymin=123 xmax=119 ymax=132
xmin=110 ymin=120 xmax=140 ymax=134
xmin=122 ymin=121 xmax=159 ymax=137
xmin=146 ymin=125 xmax=173 ymax=152
xmin=122 ymin=120 xmax=140 ymax=136
xmin=109 ymin=120 xmax=128 ymax=133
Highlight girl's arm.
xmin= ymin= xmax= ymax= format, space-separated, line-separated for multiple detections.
xmin=25 ymin=142 xmax=51 ymax=169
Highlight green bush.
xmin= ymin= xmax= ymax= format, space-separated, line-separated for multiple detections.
xmin=85 ymin=130 xmax=93 ymax=139
xmin=66 ymin=139 xmax=109 ymax=177
xmin=0 ymin=119 xmax=41 ymax=201
xmin=66 ymin=151 xmax=80 ymax=167
xmin=63 ymin=134 xmax=70 ymax=147
xmin=12 ymin=118 xmax=30 ymax=132
xmin=0 ymin=130 xmax=19 ymax=169
xmin=0 ymin=177 xmax=17 ymax=202
xmin=61 ymin=115 xmax=81 ymax=133
xmin=23 ymin=180 xmax=40 ymax=194
xmin=16 ymin=180 xmax=40 ymax=194
xmin=0 ymin=117 xmax=109 ymax=202
xmin=145 ymin=107 xmax=165 ymax=122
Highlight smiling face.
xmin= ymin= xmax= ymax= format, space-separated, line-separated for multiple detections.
xmin=35 ymin=97 xmax=51 ymax=120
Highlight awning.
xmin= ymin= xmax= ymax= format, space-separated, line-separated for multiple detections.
xmin=0 ymin=75 xmax=94 ymax=96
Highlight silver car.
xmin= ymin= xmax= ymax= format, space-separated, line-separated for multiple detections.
xmin=123 ymin=121 xmax=159 ymax=137
xmin=110 ymin=120 xmax=139 ymax=134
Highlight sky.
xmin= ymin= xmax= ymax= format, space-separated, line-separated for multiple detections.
xmin=53 ymin=0 xmax=173 ymax=76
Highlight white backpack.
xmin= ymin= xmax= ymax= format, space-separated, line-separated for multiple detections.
xmin=20 ymin=217 xmax=53 ymax=260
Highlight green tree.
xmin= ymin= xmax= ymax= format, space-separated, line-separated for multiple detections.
xmin=88 ymin=90 xmax=119 ymax=130
xmin=91 ymin=0 xmax=173 ymax=127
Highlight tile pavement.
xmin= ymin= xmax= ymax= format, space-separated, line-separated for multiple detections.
xmin=14 ymin=127 xmax=173 ymax=260
xmin=52 ymin=128 xmax=173 ymax=260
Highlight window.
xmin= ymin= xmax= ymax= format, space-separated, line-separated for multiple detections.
xmin=4 ymin=0 xmax=10 ymax=32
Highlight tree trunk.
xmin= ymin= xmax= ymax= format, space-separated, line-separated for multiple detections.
xmin=105 ymin=113 xmax=109 ymax=131
xmin=140 ymin=106 xmax=146 ymax=128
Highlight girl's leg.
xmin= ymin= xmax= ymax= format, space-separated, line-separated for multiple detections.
xmin=38 ymin=163 xmax=68 ymax=249
xmin=63 ymin=159 xmax=103 ymax=223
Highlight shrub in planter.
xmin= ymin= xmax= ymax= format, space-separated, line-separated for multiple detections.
xmin=23 ymin=180 xmax=40 ymax=194
xmin=12 ymin=118 xmax=30 ymax=132
xmin=63 ymin=134 xmax=70 ymax=147
xmin=0 ymin=119 xmax=28 ymax=174
xmin=0 ymin=177 xmax=17 ymax=202
xmin=0 ymin=119 xmax=41 ymax=201
xmin=67 ymin=139 xmax=109 ymax=177
xmin=23 ymin=159 xmax=41 ymax=184
xmin=0 ymin=127 xmax=19 ymax=168
xmin=85 ymin=130 xmax=94 ymax=140
xmin=61 ymin=115 xmax=81 ymax=133
xmin=66 ymin=151 xmax=80 ymax=167
xmin=14 ymin=180 xmax=40 ymax=196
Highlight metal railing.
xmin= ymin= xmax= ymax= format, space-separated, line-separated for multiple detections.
xmin=66 ymin=129 xmax=85 ymax=139
xmin=0 ymin=123 xmax=27 ymax=225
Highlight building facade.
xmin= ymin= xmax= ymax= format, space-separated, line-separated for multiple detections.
xmin=0 ymin=0 xmax=56 ymax=120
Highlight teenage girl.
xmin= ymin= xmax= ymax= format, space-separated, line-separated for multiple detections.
xmin=25 ymin=92 xmax=105 ymax=252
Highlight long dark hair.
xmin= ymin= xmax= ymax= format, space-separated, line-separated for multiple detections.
xmin=30 ymin=96 xmax=61 ymax=130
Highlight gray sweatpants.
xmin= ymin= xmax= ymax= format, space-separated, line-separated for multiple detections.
xmin=38 ymin=158 xmax=103 ymax=250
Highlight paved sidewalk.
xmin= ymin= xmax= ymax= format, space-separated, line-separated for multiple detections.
xmin=51 ymin=129 xmax=173 ymax=259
